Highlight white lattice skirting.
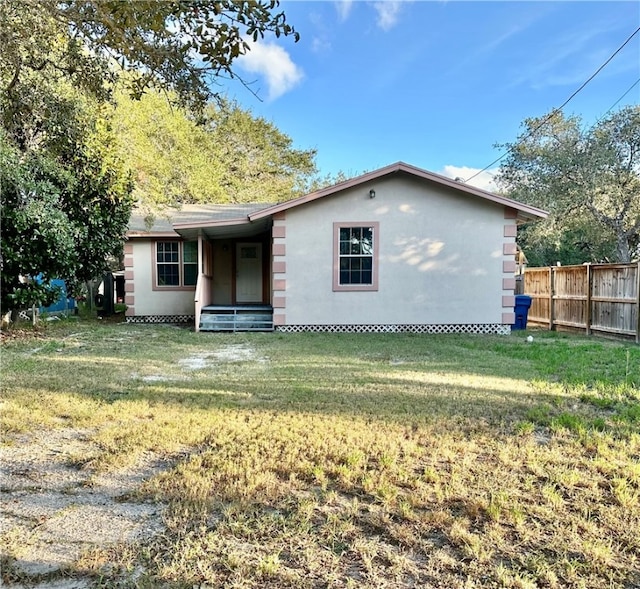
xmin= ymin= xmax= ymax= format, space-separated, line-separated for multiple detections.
xmin=276 ymin=324 xmax=511 ymax=335
xmin=124 ymin=317 xmax=510 ymax=335
xmin=126 ymin=315 xmax=194 ymax=324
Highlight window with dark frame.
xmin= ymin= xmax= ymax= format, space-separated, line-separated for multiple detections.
xmin=338 ymin=226 xmax=374 ymax=286
xmin=182 ymin=241 xmax=198 ymax=286
xmin=156 ymin=242 xmax=180 ymax=286
xmin=156 ymin=241 xmax=197 ymax=287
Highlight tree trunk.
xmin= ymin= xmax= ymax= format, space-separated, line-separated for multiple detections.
xmin=615 ymin=232 xmax=631 ymax=263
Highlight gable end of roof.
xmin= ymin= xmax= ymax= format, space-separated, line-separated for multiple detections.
xmin=249 ymin=161 xmax=547 ymax=222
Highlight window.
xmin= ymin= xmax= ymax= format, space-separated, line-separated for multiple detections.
xmin=155 ymin=241 xmax=197 ymax=288
xmin=240 ymin=246 xmax=258 ymax=259
xmin=182 ymin=241 xmax=198 ymax=286
xmin=333 ymin=222 xmax=379 ymax=291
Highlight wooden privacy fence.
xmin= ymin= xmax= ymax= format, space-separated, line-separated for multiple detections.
xmin=523 ymin=263 xmax=640 ymax=342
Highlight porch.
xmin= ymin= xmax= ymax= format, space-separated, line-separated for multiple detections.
xmin=188 ymin=226 xmax=276 ymax=332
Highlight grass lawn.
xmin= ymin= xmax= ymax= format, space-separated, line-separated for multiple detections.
xmin=1 ymin=319 xmax=639 ymax=588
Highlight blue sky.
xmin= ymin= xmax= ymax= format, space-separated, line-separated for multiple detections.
xmin=220 ymin=1 xmax=640 ymax=191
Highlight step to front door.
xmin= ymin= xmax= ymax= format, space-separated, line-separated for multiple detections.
xmin=199 ymin=305 xmax=273 ymax=332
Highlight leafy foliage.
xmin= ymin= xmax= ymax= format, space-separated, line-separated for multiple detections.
xmin=0 ymin=2 xmax=112 ymax=146
xmin=0 ymin=0 xmax=340 ymax=312
xmin=5 ymin=0 xmax=299 ymax=112
xmin=0 ymin=137 xmax=77 ymax=309
xmin=498 ymin=107 xmax=640 ymax=264
xmin=112 ymin=91 xmax=319 ymax=207
xmin=516 ymin=217 xmax=619 ymax=268
xmin=0 ymin=2 xmax=138 ymax=313
xmin=201 ymin=98 xmax=318 ymax=202
xmin=1 ymin=0 xmax=302 ymax=313
xmin=112 ymin=88 xmax=226 ymax=207
xmin=0 ymin=108 xmax=133 ymax=311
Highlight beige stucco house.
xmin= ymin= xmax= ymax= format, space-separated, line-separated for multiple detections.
xmin=125 ymin=162 xmax=547 ymax=333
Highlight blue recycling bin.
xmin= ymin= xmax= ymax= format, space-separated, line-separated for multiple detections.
xmin=513 ymin=295 xmax=532 ymax=330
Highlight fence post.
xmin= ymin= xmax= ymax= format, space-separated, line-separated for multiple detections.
xmin=636 ymin=261 xmax=640 ymax=344
xmin=549 ymin=266 xmax=555 ymax=331
xmin=586 ymin=263 xmax=592 ymax=336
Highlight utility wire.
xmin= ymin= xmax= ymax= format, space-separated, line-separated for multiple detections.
xmin=593 ymin=77 xmax=640 ymax=124
xmin=465 ymin=25 xmax=640 ymax=184
xmin=579 ymin=76 xmax=640 ymax=135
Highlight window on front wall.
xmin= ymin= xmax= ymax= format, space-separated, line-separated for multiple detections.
xmin=182 ymin=241 xmax=198 ymax=285
xmin=333 ymin=222 xmax=379 ymax=291
xmin=156 ymin=241 xmax=197 ymax=287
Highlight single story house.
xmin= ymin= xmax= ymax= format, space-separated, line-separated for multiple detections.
xmin=124 ymin=162 xmax=547 ymax=333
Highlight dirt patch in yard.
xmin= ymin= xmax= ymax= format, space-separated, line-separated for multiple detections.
xmin=177 ymin=343 xmax=267 ymax=371
xmin=0 ymin=428 xmax=169 ymax=588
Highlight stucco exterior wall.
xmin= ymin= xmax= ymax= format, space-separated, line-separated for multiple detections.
xmin=279 ymin=174 xmax=512 ymax=326
xmin=126 ymin=240 xmax=195 ymax=316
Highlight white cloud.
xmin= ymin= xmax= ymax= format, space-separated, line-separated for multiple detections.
xmin=335 ymin=0 xmax=354 ymax=22
xmin=334 ymin=1 xmax=407 ymax=32
xmin=312 ymin=36 xmax=331 ymax=54
xmin=372 ymin=1 xmax=404 ymax=31
xmin=440 ymin=165 xmax=500 ymax=193
xmin=238 ymin=42 xmax=303 ymax=101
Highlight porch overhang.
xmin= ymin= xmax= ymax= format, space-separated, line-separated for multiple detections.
xmin=172 ymin=216 xmax=273 ymax=240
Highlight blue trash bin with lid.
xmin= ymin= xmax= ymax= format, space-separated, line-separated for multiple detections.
xmin=513 ymin=295 xmax=532 ymax=330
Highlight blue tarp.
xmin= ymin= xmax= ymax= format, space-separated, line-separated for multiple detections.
xmin=38 ymin=278 xmax=76 ymax=315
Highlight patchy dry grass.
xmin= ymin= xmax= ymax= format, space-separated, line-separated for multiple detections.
xmin=1 ymin=319 xmax=639 ymax=588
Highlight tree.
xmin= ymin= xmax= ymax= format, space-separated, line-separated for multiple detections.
xmin=112 ymin=88 xmax=228 ymax=207
xmin=1 ymin=0 xmax=135 ymax=312
xmin=0 ymin=135 xmax=78 ymax=311
xmin=1 ymin=0 xmax=299 ymax=113
xmin=497 ymin=106 xmax=640 ymax=264
xmin=200 ymin=98 xmax=318 ymax=203
xmin=1 ymin=0 xmax=299 ymax=313
xmin=112 ymin=90 xmax=319 ymax=207
xmin=0 ymin=103 xmax=134 ymax=312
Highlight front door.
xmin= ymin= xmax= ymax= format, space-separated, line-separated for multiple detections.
xmin=236 ymin=243 xmax=263 ymax=303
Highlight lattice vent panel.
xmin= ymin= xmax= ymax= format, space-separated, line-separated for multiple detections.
xmin=126 ymin=315 xmax=194 ymax=324
xmin=276 ymin=324 xmax=510 ymax=335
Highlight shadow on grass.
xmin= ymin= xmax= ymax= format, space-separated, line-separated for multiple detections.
xmin=5 ymin=329 xmax=637 ymax=429
xmin=3 ymin=327 xmax=639 ymax=589
xmin=5 ymin=327 xmax=640 ymax=425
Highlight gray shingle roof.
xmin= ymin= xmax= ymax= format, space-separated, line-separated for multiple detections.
xmin=128 ymin=203 xmax=275 ymax=233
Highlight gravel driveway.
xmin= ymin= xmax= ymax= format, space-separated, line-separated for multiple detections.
xmin=1 ymin=427 xmax=169 ymax=588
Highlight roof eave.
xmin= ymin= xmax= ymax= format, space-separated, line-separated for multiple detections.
xmin=126 ymin=230 xmax=179 ymax=239
xmin=172 ymin=216 xmax=252 ymax=231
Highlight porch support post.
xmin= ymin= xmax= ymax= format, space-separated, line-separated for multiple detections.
xmin=194 ymin=231 xmax=204 ymax=332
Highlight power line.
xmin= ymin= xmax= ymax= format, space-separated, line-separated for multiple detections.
xmin=465 ymin=25 xmax=640 ymax=184
xmin=578 ymin=76 xmax=640 ymax=136
xmin=595 ymin=77 xmax=640 ymax=123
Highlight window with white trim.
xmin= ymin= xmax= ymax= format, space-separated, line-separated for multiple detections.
xmin=156 ymin=241 xmax=197 ymax=287
xmin=333 ymin=222 xmax=379 ymax=291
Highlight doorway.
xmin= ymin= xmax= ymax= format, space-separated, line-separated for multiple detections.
xmin=235 ymin=243 xmax=263 ymax=303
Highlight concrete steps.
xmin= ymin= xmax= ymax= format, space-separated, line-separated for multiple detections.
xmin=199 ymin=305 xmax=273 ymax=332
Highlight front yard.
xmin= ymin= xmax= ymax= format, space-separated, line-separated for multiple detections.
xmin=1 ymin=321 xmax=639 ymax=588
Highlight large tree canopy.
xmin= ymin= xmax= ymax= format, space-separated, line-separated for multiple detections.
xmin=0 ymin=0 xmax=302 ymax=314
xmin=1 ymin=0 xmax=299 ymax=114
xmin=497 ymin=106 xmax=640 ymax=264
xmin=112 ymin=91 xmax=318 ymax=208
xmin=0 ymin=42 xmax=134 ymax=312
